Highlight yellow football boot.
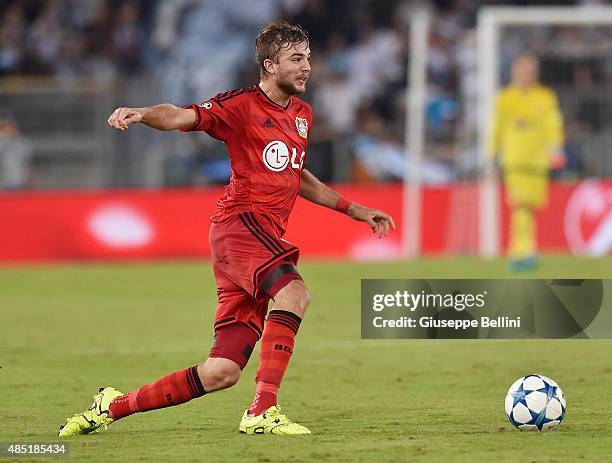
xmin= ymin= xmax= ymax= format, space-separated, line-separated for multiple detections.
xmin=58 ymin=387 xmax=123 ymax=437
xmin=239 ymin=405 xmax=311 ymax=435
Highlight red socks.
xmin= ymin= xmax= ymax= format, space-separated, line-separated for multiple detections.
xmin=109 ymin=366 xmax=205 ymax=420
xmin=248 ymin=310 xmax=301 ymax=416
xmin=108 ymin=311 xmax=302 ymax=420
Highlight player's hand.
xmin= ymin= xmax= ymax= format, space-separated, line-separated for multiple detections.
xmin=348 ymin=203 xmax=396 ymax=239
xmin=107 ymin=107 xmax=143 ymax=131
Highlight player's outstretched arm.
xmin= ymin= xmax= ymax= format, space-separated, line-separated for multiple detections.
xmin=107 ymin=104 xmax=196 ymax=132
xmin=299 ymin=169 xmax=396 ymax=238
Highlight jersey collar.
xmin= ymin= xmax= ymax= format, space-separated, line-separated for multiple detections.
xmin=256 ymin=84 xmax=292 ymax=111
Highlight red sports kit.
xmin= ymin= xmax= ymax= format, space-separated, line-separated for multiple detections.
xmin=181 ymin=85 xmax=312 ymax=357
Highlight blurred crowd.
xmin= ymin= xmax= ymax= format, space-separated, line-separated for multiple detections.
xmin=0 ymin=0 xmax=610 ymax=188
xmin=0 ymin=112 xmax=32 ymax=189
xmin=0 ymin=0 xmax=151 ymax=80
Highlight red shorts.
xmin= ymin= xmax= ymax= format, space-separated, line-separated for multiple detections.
xmin=209 ymin=210 xmax=301 ymax=338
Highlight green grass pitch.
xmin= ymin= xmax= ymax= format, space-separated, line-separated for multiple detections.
xmin=2 ymin=256 xmax=612 ymax=462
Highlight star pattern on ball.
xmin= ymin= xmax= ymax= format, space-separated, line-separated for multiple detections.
xmin=509 ymin=382 xmax=527 ymax=409
xmin=505 ymin=374 xmax=566 ymax=431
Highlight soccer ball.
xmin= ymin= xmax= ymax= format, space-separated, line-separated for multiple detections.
xmin=505 ymin=374 xmax=566 ymax=431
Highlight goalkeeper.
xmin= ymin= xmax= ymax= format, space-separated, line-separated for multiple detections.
xmin=488 ymin=54 xmax=564 ymax=271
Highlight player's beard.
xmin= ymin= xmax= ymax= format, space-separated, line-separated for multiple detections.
xmin=276 ymin=73 xmax=306 ymax=95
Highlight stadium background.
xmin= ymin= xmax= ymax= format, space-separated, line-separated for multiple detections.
xmin=1 ymin=0 xmax=611 ymax=261
xmin=2 ymin=2 xmax=612 ymax=462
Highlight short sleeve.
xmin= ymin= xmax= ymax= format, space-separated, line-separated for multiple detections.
xmin=180 ymin=99 xmax=234 ymax=141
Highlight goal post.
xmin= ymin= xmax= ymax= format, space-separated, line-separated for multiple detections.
xmin=476 ymin=6 xmax=612 ymax=258
xmin=402 ymin=9 xmax=429 ymax=258
xmin=402 ymin=5 xmax=612 ymax=258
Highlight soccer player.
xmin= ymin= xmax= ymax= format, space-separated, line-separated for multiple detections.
xmin=58 ymin=21 xmax=395 ymax=436
xmin=488 ymin=54 xmax=564 ymax=271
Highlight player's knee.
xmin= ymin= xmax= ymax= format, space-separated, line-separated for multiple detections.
xmin=216 ymin=367 xmax=240 ymax=389
xmin=299 ymin=286 xmax=311 ymax=312
xmin=210 ymin=366 xmax=240 ymax=390
xmin=198 ymin=360 xmax=241 ymax=392
xmin=274 ymin=280 xmax=311 ymax=316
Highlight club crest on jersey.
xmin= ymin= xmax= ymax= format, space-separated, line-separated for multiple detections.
xmin=198 ymin=101 xmax=213 ymax=109
xmin=295 ymin=117 xmax=308 ymax=139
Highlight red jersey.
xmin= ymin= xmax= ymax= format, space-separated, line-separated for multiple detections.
xmin=181 ymin=85 xmax=312 ymax=236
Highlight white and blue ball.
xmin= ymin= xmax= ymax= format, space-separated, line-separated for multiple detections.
xmin=505 ymin=374 xmax=566 ymax=431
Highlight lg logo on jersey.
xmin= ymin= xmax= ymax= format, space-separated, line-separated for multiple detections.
xmin=262 ymin=140 xmax=305 ymax=172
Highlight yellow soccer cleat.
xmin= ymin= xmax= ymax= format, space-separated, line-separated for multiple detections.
xmin=58 ymin=387 xmax=123 ymax=437
xmin=239 ymin=405 xmax=311 ymax=435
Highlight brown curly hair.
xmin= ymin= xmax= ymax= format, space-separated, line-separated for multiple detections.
xmin=255 ymin=21 xmax=309 ymax=77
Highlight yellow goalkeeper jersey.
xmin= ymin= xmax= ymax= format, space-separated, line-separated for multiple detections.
xmin=488 ymin=84 xmax=563 ymax=172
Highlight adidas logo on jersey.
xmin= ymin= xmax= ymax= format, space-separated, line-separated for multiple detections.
xmin=263 ymin=118 xmax=274 ymax=128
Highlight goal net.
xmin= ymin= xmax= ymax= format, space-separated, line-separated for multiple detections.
xmin=403 ymin=6 xmax=612 ymax=257
xmin=476 ymin=6 xmax=612 ymax=257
